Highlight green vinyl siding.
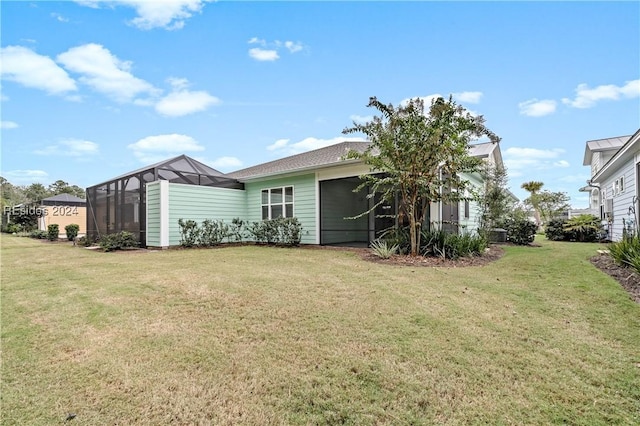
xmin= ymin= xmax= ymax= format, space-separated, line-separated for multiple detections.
xmin=245 ymin=173 xmax=316 ymax=244
xmin=167 ymin=183 xmax=246 ymax=246
xmin=145 ymin=181 xmax=162 ymax=247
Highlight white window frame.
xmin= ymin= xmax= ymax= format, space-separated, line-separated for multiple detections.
xmin=261 ymin=186 xmax=294 ymax=220
xmin=613 ymin=176 xmax=625 ymax=196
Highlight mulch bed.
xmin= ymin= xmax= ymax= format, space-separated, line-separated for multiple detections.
xmin=590 ymin=254 xmax=640 ymax=304
xmin=357 ymin=245 xmax=505 ymax=267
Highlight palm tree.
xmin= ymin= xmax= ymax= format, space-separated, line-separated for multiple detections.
xmin=521 ymin=181 xmax=544 ymax=227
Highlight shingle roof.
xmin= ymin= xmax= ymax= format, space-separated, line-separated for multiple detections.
xmin=41 ymin=193 xmax=86 ymax=203
xmin=583 ymin=135 xmax=630 ymax=165
xmin=227 ymin=141 xmax=371 ymax=180
xmin=228 ymin=140 xmax=500 ymax=180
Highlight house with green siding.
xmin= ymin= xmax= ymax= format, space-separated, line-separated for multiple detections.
xmin=86 ymin=141 xmax=502 ymax=248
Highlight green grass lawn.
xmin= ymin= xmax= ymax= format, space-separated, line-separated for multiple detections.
xmin=1 ymin=235 xmax=639 ymax=425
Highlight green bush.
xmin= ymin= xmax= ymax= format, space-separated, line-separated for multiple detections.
xmin=545 ymin=218 xmax=568 ymax=241
xmin=3 ymin=223 xmax=22 ymax=234
xmin=199 ymin=219 xmax=229 ymax=246
xmin=228 ymin=217 xmax=245 ymax=242
xmin=47 ymin=224 xmax=59 ymax=241
xmin=29 ymin=229 xmax=48 ymax=239
xmin=65 ymin=224 xmax=80 ymax=241
xmin=420 ymin=229 xmax=488 ymax=259
xmin=247 ymin=217 xmax=302 ymax=246
xmin=379 ymin=227 xmax=410 ymax=255
xmin=563 ymin=214 xmax=602 ymax=242
xmin=501 ymin=217 xmax=537 ymax=245
xmin=178 ymin=219 xmax=200 ymax=247
xmin=99 ymin=231 xmax=138 ymax=252
xmin=76 ymin=236 xmax=96 ymax=247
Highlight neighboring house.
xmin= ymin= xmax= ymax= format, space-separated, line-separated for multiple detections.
xmin=86 ymin=141 xmax=503 ymax=248
xmin=39 ymin=193 xmax=87 ymax=238
xmin=581 ymin=129 xmax=640 ymax=241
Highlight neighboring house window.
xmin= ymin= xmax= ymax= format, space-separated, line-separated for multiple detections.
xmin=613 ymin=176 xmax=625 ymax=196
xmin=464 ymin=200 xmax=470 ymax=219
xmin=261 ymin=186 xmax=294 ymax=220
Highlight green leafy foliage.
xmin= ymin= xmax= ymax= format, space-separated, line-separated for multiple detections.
xmin=29 ymin=229 xmax=48 ymax=239
xmin=247 ymin=217 xmax=302 ymax=246
xmin=47 ymin=224 xmax=59 ymax=241
xmin=228 ymin=217 xmax=245 ymax=242
xmin=343 ymin=96 xmax=499 ymax=256
xmin=370 ymin=239 xmax=399 ymax=259
xmin=64 ymin=223 xmax=80 ymax=241
xmin=563 ymin=214 xmax=602 ymax=242
xmin=545 ymin=218 xmax=568 ymax=241
xmin=99 ymin=231 xmax=138 ymax=252
xmin=199 ymin=219 xmax=229 ymax=246
xmin=420 ymin=229 xmax=488 ymax=259
xmin=178 ymin=219 xmax=200 ymax=248
xmin=501 ymin=216 xmax=537 ymax=245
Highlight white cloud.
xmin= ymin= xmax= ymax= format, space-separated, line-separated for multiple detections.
xmin=453 ymin=91 xmax=483 ymax=104
xmin=34 ymin=139 xmax=99 ymax=157
xmin=0 ymin=45 xmax=77 ymax=95
xmin=248 ymin=48 xmax=279 ymax=62
xmin=400 ymin=94 xmax=443 ymax=107
xmin=503 ymin=147 xmax=568 ymax=174
xmin=284 ymin=41 xmax=303 ymax=53
xmin=51 ymin=12 xmax=69 ymax=22
xmin=211 ymin=156 xmax=242 ymax=170
xmin=3 ymin=169 xmax=49 ymax=184
xmin=1 ymin=120 xmax=19 ymax=129
xmin=267 ymin=136 xmax=366 ymax=156
xmin=155 ymin=78 xmax=220 ymax=117
xmin=75 ymin=0 xmax=211 ymax=30
xmin=562 ymin=79 xmax=640 ymax=108
xmin=247 ymin=38 xmax=305 ymax=61
xmin=128 ymin=133 xmax=205 ymax=162
xmin=518 ymin=98 xmax=557 ymax=117
xmin=350 ymin=114 xmax=374 ymax=124
xmin=267 ymin=139 xmax=290 ymax=151
xmin=57 ymin=43 xmax=158 ymax=103
xmin=559 ymin=174 xmax=590 ymax=183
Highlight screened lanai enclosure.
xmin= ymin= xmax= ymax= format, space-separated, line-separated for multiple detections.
xmin=86 ymin=155 xmax=243 ymax=247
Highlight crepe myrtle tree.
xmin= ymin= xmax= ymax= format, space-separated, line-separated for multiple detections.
xmin=343 ymin=96 xmax=500 ymax=256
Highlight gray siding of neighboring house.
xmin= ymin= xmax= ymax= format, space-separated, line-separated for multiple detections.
xmin=167 ymin=183 xmax=247 ymax=246
xmin=146 ymin=181 xmax=162 ymax=247
xmin=244 ymin=173 xmax=317 ymax=244
xmin=459 ymin=172 xmax=483 ymax=235
xmin=601 ymin=159 xmax=636 ymax=241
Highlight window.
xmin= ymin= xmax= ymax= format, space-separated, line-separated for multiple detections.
xmin=464 ymin=200 xmax=470 ymax=219
xmin=261 ymin=186 xmax=294 ymax=220
xmin=614 ymin=176 xmax=625 ymax=196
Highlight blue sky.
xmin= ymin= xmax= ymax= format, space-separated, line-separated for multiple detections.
xmin=1 ymin=1 xmax=639 ymax=207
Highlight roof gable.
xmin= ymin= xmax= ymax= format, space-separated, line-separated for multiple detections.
xmin=583 ymin=135 xmax=629 ymax=166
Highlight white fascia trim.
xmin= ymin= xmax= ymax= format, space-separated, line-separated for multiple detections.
xmin=592 ymin=128 xmax=640 ymax=183
xmin=160 ymin=180 xmax=170 ymax=247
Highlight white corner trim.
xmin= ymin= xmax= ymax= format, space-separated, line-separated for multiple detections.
xmin=315 ymin=173 xmax=321 ymax=244
xmin=160 ymin=180 xmax=170 ymax=247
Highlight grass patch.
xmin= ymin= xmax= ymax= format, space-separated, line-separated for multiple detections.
xmin=1 ymin=235 xmax=639 ymax=424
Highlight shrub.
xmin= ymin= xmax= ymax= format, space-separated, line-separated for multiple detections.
xmin=228 ymin=217 xmax=245 ymax=242
xmin=545 ymin=218 xmax=568 ymax=241
xmin=29 ymin=229 xmax=48 ymax=239
xmin=76 ymin=236 xmax=96 ymax=247
xmin=3 ymin=223 xmax=22 ymax=234
xmin=47 ymin=224 xmax=59 ymax=241
xmin=199 ymin=219 xmax=229 ymax=246
xmin=65 ymin=224 xmax=80 ymax=241
xmin=501 ymin=217 xmax=537 ymax=245
xmin=99 ymin=231 xmax=138 ymax=252
xmin=563 ymin=214 xmax=602 ymax=242
xmin=247 ymin=217 xmax=302 ymax=246
xmin=178 ymin=219 xmax=200 ymax=248
xmin=370 ymin=239 xmax=398 ymax=259
xmin=420 ymin=229 xmax=488 ymax=259
xmin=379 ymin=227 xmax=410 ymax=255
